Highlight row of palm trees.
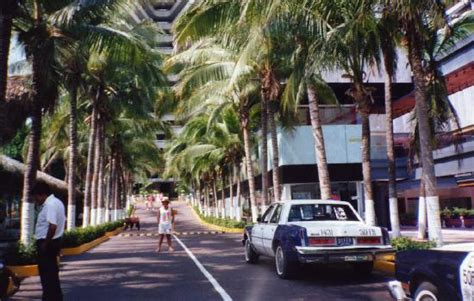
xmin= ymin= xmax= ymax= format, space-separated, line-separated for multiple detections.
xmin=166 ymin=0 xmax=473 ymax=246
xmin=0 ymin=0 xmax=168 ymax=244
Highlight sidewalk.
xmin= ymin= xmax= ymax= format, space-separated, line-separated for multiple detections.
xmin=398 ymin=227 xmax=474 ymax=244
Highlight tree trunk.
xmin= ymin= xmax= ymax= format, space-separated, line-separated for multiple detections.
xmin=361 ymin=112 xmax=375 ymax=226
xmin=221 ymin=172 xmax=226 ymax=218
xmin=229 ymin=167 xmax=234 ymax=219
xmin=417 ymin=175 xmax=427 ymax=239
xmin=96 ymin=123 xmax=106 ymax=225
xmin=0 ymin=155 xmax=79 ymax=193
xmin=383 ymin=69 xmax=401 ymax=237
xmin=67 ymin=82 xmax=78 ymax=230
xmin=90 ymin=118 xmax=101 ymax=226
xmin=0 ymin=3 xmax=14 ymax=146
xmin=260 ymin=93 xmax=269 ymax=207
xmin=20 ymin=51 xmax=44 ymax=244
xmin=268 ymin=103 xmax=281 ymax=202
xmin=83 ymin=98 xmax=99 ymax=227
xmin=307 ymin=84 xmax=331 ymax=200
xmin=408 ymin=31 xmax=443 ymax=246
xmin=241 ymin=104 xmax=258 ymax=222
xmin=212 ymin=177 xmax=218 ymax=217
xmin=235 ymin=164 xmax=242 ymax=221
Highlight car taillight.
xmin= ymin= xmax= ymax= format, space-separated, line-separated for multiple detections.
xmin=309 ymin=237 xmax=336 ymax=246
xmin=357 ymin=237 xmax=381 ymax=245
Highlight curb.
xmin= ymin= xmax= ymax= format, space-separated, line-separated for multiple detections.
xmin=6 ymin=264 xmax=39 ymax=278
xmin=105 ymin=226 xmax=125 ymax=238
xmin=374 ymin=252 xmax=395 ymax=275
xmin=190 ymin=206 xmax=244 ymax=234
xmin=61 ymin=235 xmax=110 ymax=256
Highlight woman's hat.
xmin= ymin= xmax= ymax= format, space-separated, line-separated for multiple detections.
xmin=162 ymin=197 xmax=170 ymax=203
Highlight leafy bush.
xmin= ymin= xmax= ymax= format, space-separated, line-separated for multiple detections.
xmin=193 ymin=207 xmax=246 ymax=229
xmin=441 ymin=208 xmax=452 ymax=218
xmin=5 ymin=242 xmax=38 ymax=266
xmin=62 ymin=220 xmax=124 ymax=248
xmin=452 ymin=207 xmax=468 ymax=218
xmin=465 ymin=209 xmax=474 ymax=218
xmin=391 ymin=237 xmax=436 ymax=252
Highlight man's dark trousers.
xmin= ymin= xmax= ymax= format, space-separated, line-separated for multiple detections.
xmin=36 ymin=238 xmax=63 ymax=301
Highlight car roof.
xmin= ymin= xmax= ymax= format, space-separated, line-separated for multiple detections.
xmin=274 ymin=199 xmax=352 ymax=206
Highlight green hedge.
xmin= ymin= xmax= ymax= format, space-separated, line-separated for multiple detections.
xmin=62 ymin=220 xmax=124 ymax=248
xmin=391 ymin=237 xmax=436 ymax=252
xmin=193 ymin=206 xmax=246 ymax=229
xmin=5 ymin=220 xmax=124 ymax=265
xmin=4 ymin=241 xmax=38 ymax=266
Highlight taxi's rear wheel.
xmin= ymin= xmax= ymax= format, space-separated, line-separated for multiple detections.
xmin=352 ymin=261 xmax=373 ymax=276
xmin=414 ymin=281 xmax=440 ymax=301
xmin=245 ymin=239 xmax=259 ymax=264
xmin=275 ymin=245 xmax=296 ymax=279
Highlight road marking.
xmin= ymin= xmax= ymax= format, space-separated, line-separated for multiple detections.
xmin=173 ymin=234 xmax=232 ymax=301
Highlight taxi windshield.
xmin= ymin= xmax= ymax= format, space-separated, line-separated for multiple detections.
xmin=287 ymin=204 xmax=360 ymax=222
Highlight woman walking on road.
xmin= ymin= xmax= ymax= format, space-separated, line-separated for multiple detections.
xmin=156 ymin=198 xmax=175 ymax=253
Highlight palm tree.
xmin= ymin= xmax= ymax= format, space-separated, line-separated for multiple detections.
xmin=320 ymin=0 xmax=381 ymax=226
xmin=388 ymin=1 xmax=473 ymax=245
xmin=378 ymin=9 xmax=401 ymax=237
xmin=14 ymin=0 xmax=63 ymax=243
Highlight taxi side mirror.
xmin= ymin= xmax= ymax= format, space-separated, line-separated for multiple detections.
xmin=256 ymin=215 xmax=262 ymax=223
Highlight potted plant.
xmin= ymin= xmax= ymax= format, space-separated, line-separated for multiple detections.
xmin=445 ymin=207 xmax=464 ymax=228
xmin=400 ymin=212 xmax=417 ymax=226
xmin=464 ymin=209 xmax=474 ymax=228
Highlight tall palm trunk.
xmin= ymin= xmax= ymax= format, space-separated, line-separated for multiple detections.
xmin=83 ymin=97 xmax=99 ymax=227
xmin=90 ymin=118 xmax=101 ymax=226
xmin=260 ymin=94 xmax=269 ymax=208
xmin=67 ymin=82 xmax=78 ymax=230
xmin=20 ymin=50 xmax=44 ymax=244
xmin=240 ymin=104 xmax=258 ymax=222
xmin=105 ymin=162 xmax=112 ymax=223
xmin=0 ymin=3 xmax=14 ymax=146
xmin=235 ymin=164 xmax=242 ymax=221
xmin=361 ymin=111 xmax=375 ymax=226
xmin=96 ymin=124 xmax=106 ymax=224
xmin=221 ymin=172 xmax=226 ymax=218
xmin=408 ymin=30 xmax=443 ymax=246
xmin=417 ymin=174 xmax=427 ymax=239
xmin=307 ymin=84 xmax=331 ymax=200
xmin=212 ymin=177 xmax=218 ymax=217
xmin=268 ymin=104 xmax=281 ymax=202
xmin=229 ymin=167 xmax=234 ymax=219
xmin=383 ymin=65 xmax=401 ymax=237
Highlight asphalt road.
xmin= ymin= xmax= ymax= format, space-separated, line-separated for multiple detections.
xmin=11 ymin=201 xmax=393 ymax=301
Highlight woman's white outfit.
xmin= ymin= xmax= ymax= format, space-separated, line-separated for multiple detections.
xmin=158 ymin=207 xmax=173 ymax=234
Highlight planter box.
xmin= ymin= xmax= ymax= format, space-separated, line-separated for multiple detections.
xmin=464 ymin=218 xmax=474 ymax=228
xmin=6 ymin=264 xmax=38 ymax=278
xmin=61 ymin=235 xmax=109 ymax=256
xmin=444 ymin=218 xmax=462 ymax=228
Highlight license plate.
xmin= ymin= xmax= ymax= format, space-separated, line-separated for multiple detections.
xmin=344 ymin=255 xmax=371 ymax=262
xmin=337 ymin=237 xmax=353 ymax=246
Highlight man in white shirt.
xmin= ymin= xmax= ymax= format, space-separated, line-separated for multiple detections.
xmin=33 ymin=182 xmax=65 ymax=301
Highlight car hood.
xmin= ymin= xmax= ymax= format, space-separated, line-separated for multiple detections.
xmin=287 ymin=221 xmax=382 ymax=237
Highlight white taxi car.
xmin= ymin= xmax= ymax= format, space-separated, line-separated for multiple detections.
xmin=243 ymin=200 xmax=392 ymax=279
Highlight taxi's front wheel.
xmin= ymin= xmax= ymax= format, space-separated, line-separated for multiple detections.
xmin=275 ymin=245 xmax=296 ymax=279
xmin=245 ymin=239 xmax=259 ymax=264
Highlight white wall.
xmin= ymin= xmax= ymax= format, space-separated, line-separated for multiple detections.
xmin=448 ymin=85 xmax=474 ymax=128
